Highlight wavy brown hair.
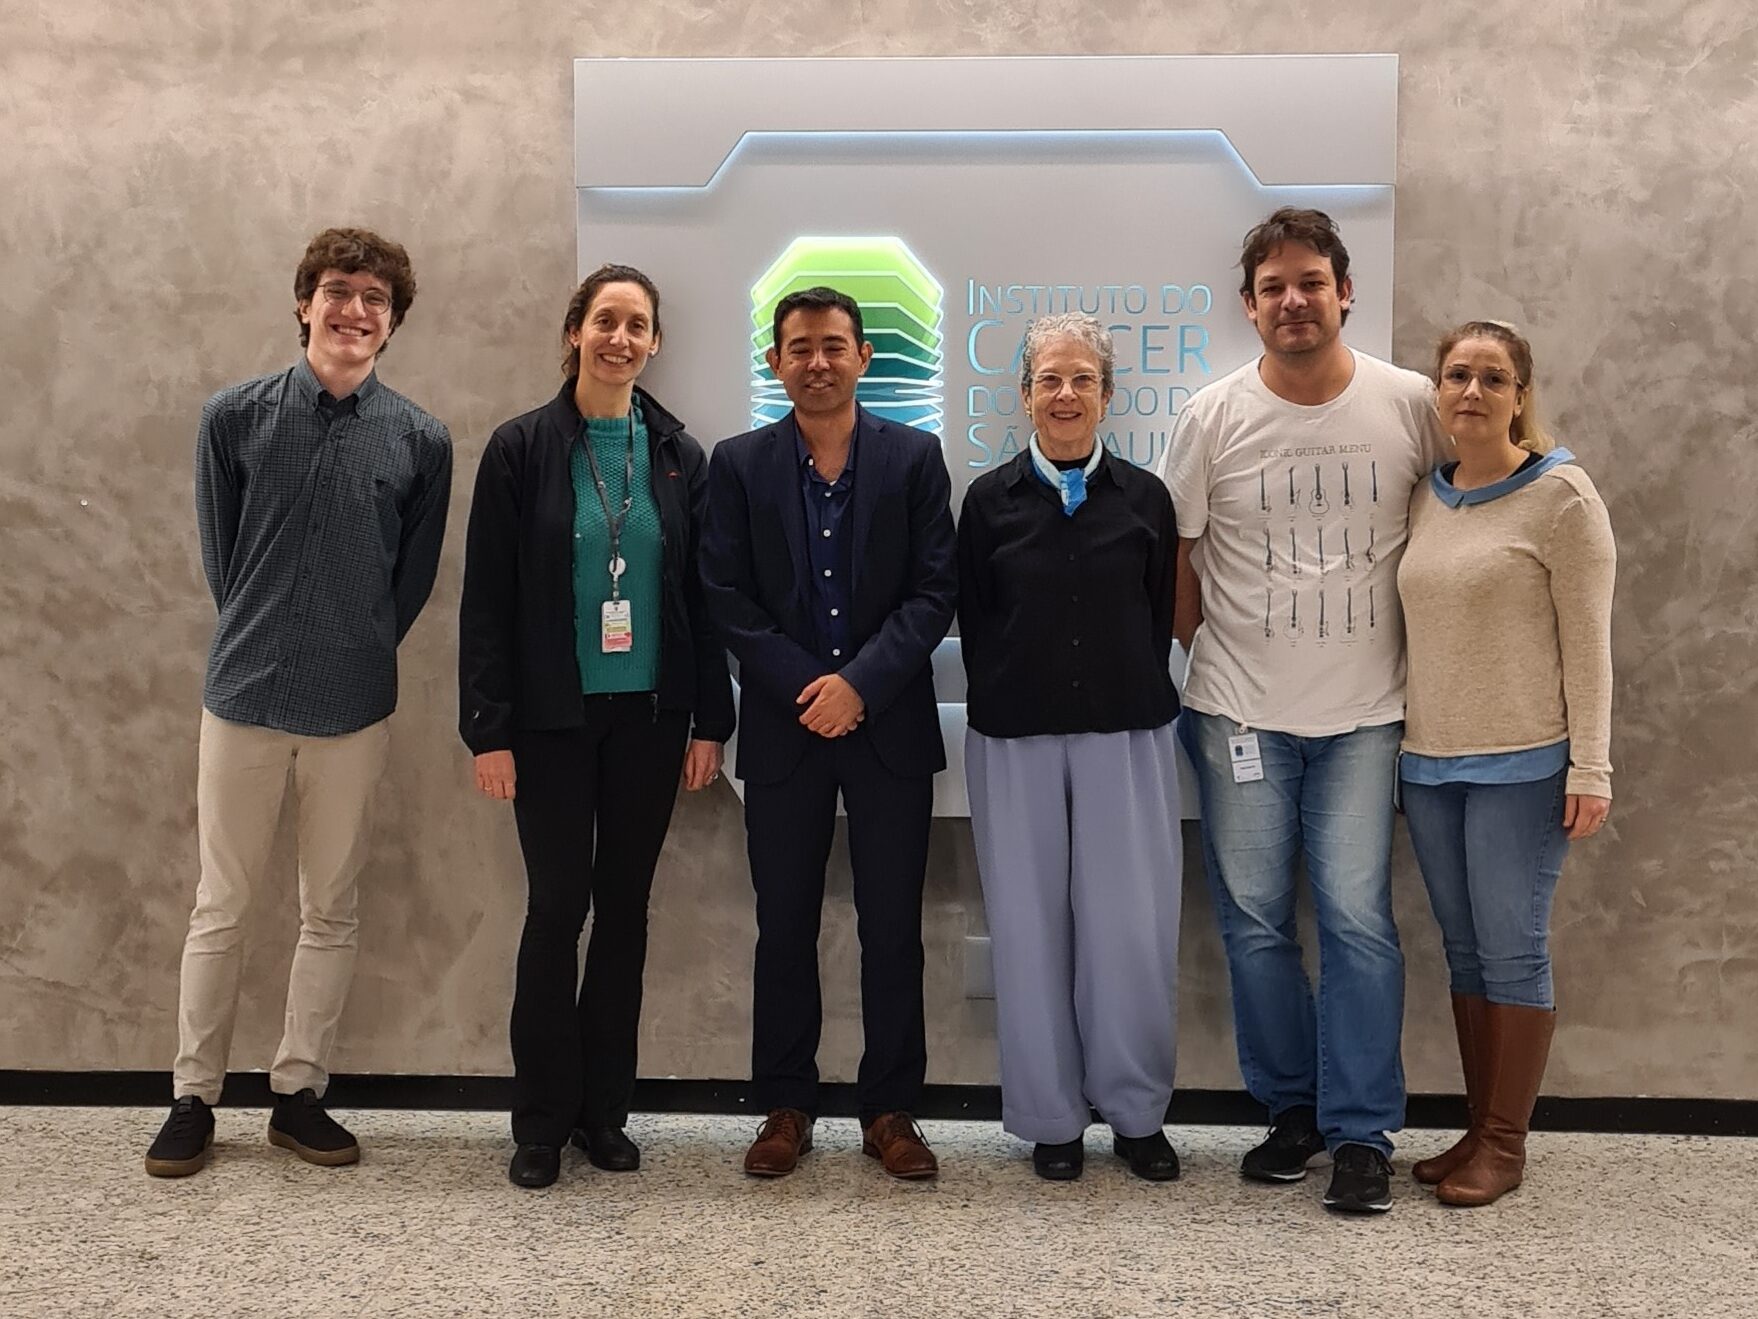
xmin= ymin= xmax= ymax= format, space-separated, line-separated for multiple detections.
xmin=1238 ymin=207 xmax=1351 ymax=324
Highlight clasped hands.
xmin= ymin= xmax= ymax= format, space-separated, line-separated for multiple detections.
xmin=796 ymin=673 xmax=865 ymax=738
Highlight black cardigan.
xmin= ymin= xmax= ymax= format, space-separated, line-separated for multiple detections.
xmin=458 ymin=382 xmax=735 ymax=754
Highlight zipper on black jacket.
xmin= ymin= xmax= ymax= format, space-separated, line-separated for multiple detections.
xmin=649 ymin=428 xmax=676 ymax=720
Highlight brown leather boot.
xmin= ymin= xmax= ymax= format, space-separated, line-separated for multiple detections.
xmin=1437 ymin=1003 xmax=1555 ymax=1207
xmin=1413 ymin=993 xmax=1490 ymax=1185
xmin=743 ymin=1108 xmax=814 ymax=1177
xmin=862 ymin=1112 xmax=939 ymax=1180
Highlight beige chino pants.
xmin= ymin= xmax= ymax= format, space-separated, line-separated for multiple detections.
xmin=173 ymin=709 xmax=391 ymax=1105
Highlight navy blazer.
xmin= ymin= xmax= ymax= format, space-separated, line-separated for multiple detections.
xmin=702 ymin=408 xmax=957 ymax=785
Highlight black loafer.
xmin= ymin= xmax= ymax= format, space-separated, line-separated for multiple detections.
xmin=571 ymin=1126 xmax=640 ymax=1172
xmin=1032 ymin=1139 xmax=1085 ymax=1181
xmin=508 ymin=1143 xmax=560 ymax=1188
xmin=1113 ymin=1130 xmax=1181 ymax=1182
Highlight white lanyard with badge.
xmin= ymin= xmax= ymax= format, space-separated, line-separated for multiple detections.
xmin=1228 ymin=729 xmax=1264 ymax=783
xmin=585 ymin=413 xmax=637 ymax=653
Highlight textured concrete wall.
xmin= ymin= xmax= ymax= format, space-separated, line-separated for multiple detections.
xmin=3 ymin=3 xmax=1754 ymax=1100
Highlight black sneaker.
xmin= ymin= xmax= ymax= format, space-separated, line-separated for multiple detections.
xmin=144 ymin=1096 xmax=214 ymax=1177
xmin=1323 ymin=1143 xmax=1394 ymax=1213
xmin=1241 ymin=1105 xmax=1326 ymax=1182
xmin=267 ymin=1088 xmax=360 ymax=1167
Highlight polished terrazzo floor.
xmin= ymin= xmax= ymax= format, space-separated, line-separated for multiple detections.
xmin=2 ymin=1107 xmax=1752 ymax=1318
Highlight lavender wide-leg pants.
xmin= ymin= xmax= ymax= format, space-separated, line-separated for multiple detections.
xmin=967 ymin=722 xmax=1183 ymax=1144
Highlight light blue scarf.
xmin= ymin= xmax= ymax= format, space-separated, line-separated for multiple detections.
xmin=1028 ymin=432 xmax=1102 ymax=517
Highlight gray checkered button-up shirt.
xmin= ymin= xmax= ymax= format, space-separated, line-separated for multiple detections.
xmin=196 ymin=358 xmax=453 ymax=736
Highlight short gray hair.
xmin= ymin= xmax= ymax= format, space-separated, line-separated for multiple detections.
xmin=1019 ymin=313 xmax=1116 ymax=396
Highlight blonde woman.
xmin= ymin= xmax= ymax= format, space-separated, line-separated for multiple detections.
xmin=1397 ymin=321 xmax=1614 ymax=1207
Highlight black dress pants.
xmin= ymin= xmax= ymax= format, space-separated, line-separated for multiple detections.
xmin=744 ymin=730 xmax=934 ymax=1123
xmin=508 ymin=694 xmax=690 ymax=1144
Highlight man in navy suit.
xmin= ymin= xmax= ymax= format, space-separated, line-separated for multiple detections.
xmin=703 ymin=286 xmax=957 ymax=1180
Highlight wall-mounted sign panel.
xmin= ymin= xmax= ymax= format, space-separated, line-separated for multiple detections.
xmin=574 ymin=56 xmax=1398 ymax=815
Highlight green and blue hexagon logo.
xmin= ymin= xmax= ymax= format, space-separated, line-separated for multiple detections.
xmin=751 ymin=236 xmax=944 ymax=436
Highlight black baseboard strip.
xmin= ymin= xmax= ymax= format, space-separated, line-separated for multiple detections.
xmin=2 ymin=1071 xmax=1753 ymax=1136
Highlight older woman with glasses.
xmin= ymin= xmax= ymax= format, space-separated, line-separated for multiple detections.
xmin=1398 ymin=320 xmax=1615 ymax=1207
xmin=957 ymin=313 xmax=1184 ymax=1182
xmin=459 ymin=264 xmax=733 ymax=1188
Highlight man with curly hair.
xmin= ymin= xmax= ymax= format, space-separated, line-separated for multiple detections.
xmin=145 ymin=227 xmax=452 ymax=1177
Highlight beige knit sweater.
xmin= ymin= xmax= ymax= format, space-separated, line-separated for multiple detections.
xmin=1398 ymin=460 xmax=1616 ymax=798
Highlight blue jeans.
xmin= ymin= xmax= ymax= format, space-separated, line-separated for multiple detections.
xmin=1401 ymin=769 xmax=1570 ymax=1010
xmin=1180 ymin=711 xmax=1406 ymax=1154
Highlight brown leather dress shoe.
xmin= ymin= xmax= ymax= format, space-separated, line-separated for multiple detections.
xmin=743 ymin=1108 xmax=814 ymax=1177
xmin=862 ymin=1112 xmax=939 ymax=1180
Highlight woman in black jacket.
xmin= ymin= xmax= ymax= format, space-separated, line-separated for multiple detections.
xmin=459 ymin=264 xmax=734 ymax=1188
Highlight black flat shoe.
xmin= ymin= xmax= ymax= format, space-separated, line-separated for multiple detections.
xmin=571 ymin=1126 xmax=640 ymax=1172
xmin=1032 ymin=1139 xmax=1085 ymax=1181
xmin=508 ymin=1143 xmax=560 ymax=1188
xmin=1113 ymin=1130 xmax=1181 ymax=1182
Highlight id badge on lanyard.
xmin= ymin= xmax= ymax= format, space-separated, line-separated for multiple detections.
xmin=601 ymin=598 xmax=633 ymax=653
xmin=586 ymin=414 xmax=637 ymax=654
xmin=1228 ymin=732 xmax=1264 ymax=784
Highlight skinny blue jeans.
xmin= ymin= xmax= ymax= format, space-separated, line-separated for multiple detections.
xmin=1401 ymin=768 xmax=1571 ymax=1010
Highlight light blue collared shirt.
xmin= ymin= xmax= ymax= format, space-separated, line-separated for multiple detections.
xmin=1428 ymin=446 xmax=1575 ymax=507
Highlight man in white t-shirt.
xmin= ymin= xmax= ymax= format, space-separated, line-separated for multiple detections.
xmin=1159 ymin=207 xmax=1449 ymax=1215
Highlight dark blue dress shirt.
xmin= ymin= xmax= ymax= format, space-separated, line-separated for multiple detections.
xmin=795 ymin=422 xmax=856 ymax=666
xmin=196 ymin=358 xmax=453 ymax=736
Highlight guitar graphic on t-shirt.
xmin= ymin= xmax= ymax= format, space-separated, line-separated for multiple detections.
xmin=1365 ymin=526 xmax=1377 ymax=566
xmin=1342 ymin=462 xmax=1353 ymax=508
xmin=1288 ymin=528 xmax=1301 ymax=576
xmin=1309 ymin=464 xmax=1330 ymax=515
xmin=1318 ymin=590 xmax=1329 ymax=640
xmin=1345 ymin=585 xmax=1357 ymax=637
xmin=1344 ymin=528 xmax=1356 ymax=572
xmin=1260 ymin=470 xmax=1269 ymax=513
xmin=1284 ymin=591 xmax=1304 ymax=640
xmin=1263 ymin=588 xmax=1274 ymax=639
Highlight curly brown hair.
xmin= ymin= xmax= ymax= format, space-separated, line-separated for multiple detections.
xmin=293 ymin=227 xmax=417 ymax=353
